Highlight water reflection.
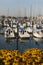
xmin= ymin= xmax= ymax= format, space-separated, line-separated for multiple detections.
xmin=35 ymin=41 xmax=39 ymax=46
xmin=19 ymin=38 xmax=30 ymax=43
xmin=5 ymin=38 xmax=14 ymax=44
xmin=33 ymin=37 xmax=43 ymax=43
xmin=0 ymin=34 xmax=43 ymax=52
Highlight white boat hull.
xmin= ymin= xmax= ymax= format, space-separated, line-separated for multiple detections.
xmin=5 ymin=33 xmax=15 ymax=39
xmin=33 ymin=32 xmax=43 ymax=38
xmin=19 ymin=32 xmax=30 ymax=39
xmin=4 ymin=27 xmax=15 ymax=39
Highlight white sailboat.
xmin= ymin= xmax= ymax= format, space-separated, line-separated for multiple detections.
xmin=33 ymin=30 xmax=43 ymax=38
xmin=41 ymin=20 xmax=43 ymax=28
xmin=10 ymin=20 xmax=17 ymax=34
xmin=4 ymin=27 xmax=15 ymax=39
xmin=25 ymin=26 xmax=33 ymax=34
xmin=11 ymin=19 xmax=17 ymax=28
xmin=19 ymin=30 xmax=30 ymax=39
xmin=14 ymin=27 xmax=17 ymax=34
xmin=33 ymin=24 xmax=41 ymax=31
xmin=26 ymin=22 xmax=31 ymax=27
xmin=0 ymin=28 xmax=5 ymax=34
xmin=33 ymin=20 xmax=43 ymax=38
xmin=19 ymin=23 xmax=24 ymax=29
xmin=3 ymin=18 xmax=9 ymax=27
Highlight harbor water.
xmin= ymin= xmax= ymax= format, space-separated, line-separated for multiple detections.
xmin=0 ymin=32 xmax=43 ymax=53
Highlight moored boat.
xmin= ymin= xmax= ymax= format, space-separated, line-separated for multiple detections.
xmin=4 ymin=27 xmax=15 ymax=39
xmin=19 ymin=30 xmax=30 ymax=39
xmin=25 ymin=26 xmax=33 ymax=34
xmin=3 ymin=18 xmax=9 ymax=27
xmin=33 ymin=30 xmax=43 ymax=38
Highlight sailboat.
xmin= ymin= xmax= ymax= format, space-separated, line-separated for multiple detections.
xmin=25 ymin=26 xmax=33 ymax=34
xmin=19 ymin=29 xmax=30 ymax=39
xmin=41 ymin=20 xmax=43 ymax=28
xmin=33 ymin=30 xmax=43 ymax=38
xmin=33 ymin=24 xmax=41 ymax=31
xmin=3 ymin=18 xmax=9 ymax=27
xmin=10 ymin=19 xmax=17 ymax=34
xmin=4 ymin=27 xmax=15 ymax=39
xmin=33 ymin=22 xmax=43 ymax=38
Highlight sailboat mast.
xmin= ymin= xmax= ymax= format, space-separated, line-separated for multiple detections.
xmin=30 ymin=5 xmax=32 ymax=18
xmin=7 ymin=8 xmax=9 ymax=17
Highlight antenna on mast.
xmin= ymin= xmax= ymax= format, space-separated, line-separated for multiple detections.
xmin=30 ymin=4 xmax=32 ymax=18
xmin=24 ymin=7 xmax=27 ymax=19
xmin=7 ymin=8 xmax=9 ymax=17
xmin=35 ymin=0 xmax=38 ymax=17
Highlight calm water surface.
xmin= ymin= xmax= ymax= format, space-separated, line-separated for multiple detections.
xmin=0 ymin=34 xmax=43 ymax=53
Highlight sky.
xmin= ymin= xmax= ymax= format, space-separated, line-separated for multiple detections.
xmin=0 ymin=0 xmax=43 ymax=17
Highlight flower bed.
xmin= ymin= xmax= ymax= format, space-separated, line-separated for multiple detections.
xmin=0 ymin=48 xmax=43 ymax=65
